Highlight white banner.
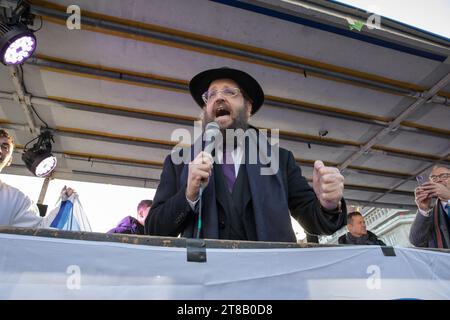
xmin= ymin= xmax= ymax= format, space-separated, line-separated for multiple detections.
xmin=0 ymin=233 xmax=449 ymax=300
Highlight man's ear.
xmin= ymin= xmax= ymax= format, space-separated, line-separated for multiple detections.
xmin=246 ymin=101 xmax=252 ymax=118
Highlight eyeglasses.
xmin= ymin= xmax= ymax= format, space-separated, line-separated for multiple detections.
xmin=1 ymin=143 xmax=10 ymax=153
xmin=201 ymin=87 xmax=241 ymax=104
xmin=429 ymin=173 xmax=450 ymax=182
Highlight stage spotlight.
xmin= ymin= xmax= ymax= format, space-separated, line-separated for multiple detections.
xmin=22 ymin=131 xmax=57 ymax=177
xmin=0 ymin=0 xmax=38 ymax=66
xmin=0 ymin=21 xmax=36 ymax=65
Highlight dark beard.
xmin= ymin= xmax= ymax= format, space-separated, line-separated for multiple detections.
xmin=202 ymin=104 xmax=249 ymax=134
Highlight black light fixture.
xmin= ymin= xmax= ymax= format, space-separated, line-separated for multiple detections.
xmin=0 ymin=21 xmax=36 ymax=65
xmin=0 ymin=1 xmax=37 ymax=65
xmin=22 ymin=130 xmax=57 ymax=177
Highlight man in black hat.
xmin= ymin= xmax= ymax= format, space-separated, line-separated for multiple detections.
xmin=146 ymin=67 xmax=346 ymax=242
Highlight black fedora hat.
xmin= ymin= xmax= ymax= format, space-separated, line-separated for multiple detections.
xmin=189 ymin=67 xmax=264 ymax=114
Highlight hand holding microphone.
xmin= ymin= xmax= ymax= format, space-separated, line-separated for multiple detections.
xmin=186 ymin=151 xmax=213 ymax=201
xmin=186 ymin=122 xmax=220 ymax=202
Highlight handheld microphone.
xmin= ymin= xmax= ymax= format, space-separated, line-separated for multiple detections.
xmin=196 ymin=121 xmax=220 ymax=238
xmin=200 ymin=121 xmax=220 ymax=191
xmin=203 ymin=121 xmax=221 ymax=155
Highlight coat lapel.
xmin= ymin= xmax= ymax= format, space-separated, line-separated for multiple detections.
xmin=244 ymin=131 xmax=292 ymax=241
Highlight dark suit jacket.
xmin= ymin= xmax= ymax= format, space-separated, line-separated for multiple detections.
xmin=338 ymin=231 xmax=386 ymax=246
xmin=409 ymin=201 xmax=450 ymax=248
xmin=147 ymin=140 xmax=346 ymax=242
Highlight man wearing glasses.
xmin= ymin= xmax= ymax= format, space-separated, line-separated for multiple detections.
xmin=147 ymin=67 xmax=346 ymax=242
xmin=410 ymin=165 xmax=450 ymax=248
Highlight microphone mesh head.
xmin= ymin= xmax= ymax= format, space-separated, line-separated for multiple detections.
xmin=203 ymin=122 xmax=221 ymax=154
xmin=205 ymin=121 xmax=220 ymax=133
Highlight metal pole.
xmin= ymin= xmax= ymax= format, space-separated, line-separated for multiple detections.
xmin=338 ymin=73 xmax=450 ymax=171
xmin=37 ymin=176 xmax=51 ymax=204
xmin=8 ymin=66 xmax=38 ymax=135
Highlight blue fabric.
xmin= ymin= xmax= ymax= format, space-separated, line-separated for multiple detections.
xmin=49 ymin=200 xmax=81 ymax=231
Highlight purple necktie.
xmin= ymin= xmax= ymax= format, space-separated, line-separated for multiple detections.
xmin=222 ymin=150 xmax=236 ymax=192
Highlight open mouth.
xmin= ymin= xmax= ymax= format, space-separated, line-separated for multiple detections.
xmin=215 ymin=107 xmax=231 ymax=118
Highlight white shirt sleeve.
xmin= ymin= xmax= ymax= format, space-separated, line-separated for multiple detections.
xmin=417 ymin=207 xmax=432 ymax=217
xmin=12 ymin=197 xmax=44 ymax=227
xmin=186 ymin=196 xmax=200 ymax=212
xmin=0 ymin=182 xmax=43 ymax=228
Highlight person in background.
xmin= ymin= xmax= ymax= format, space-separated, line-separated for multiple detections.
xmin=409 ymin=165 xmax=450 ymax=248
xmin=108 ymin=200 xmax=152 ymax=235
xmin=0 ymin=129 xmax=73 ymax=228
xmin=338 ymin=211 xmax=386 ymax=246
